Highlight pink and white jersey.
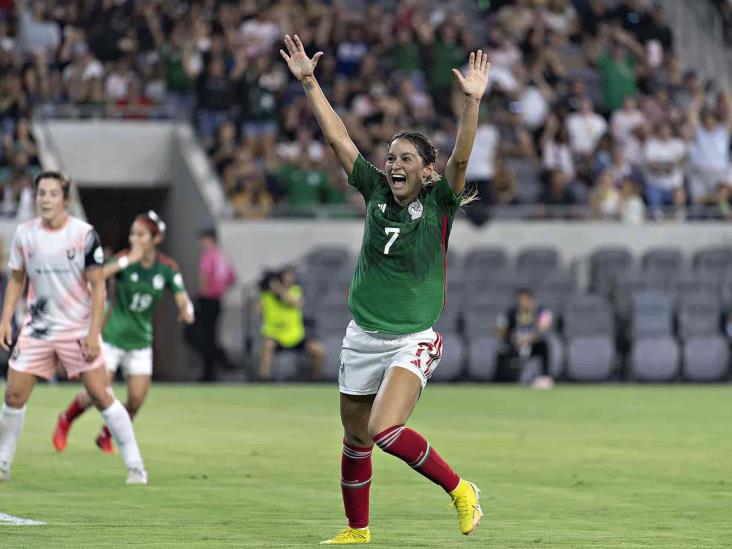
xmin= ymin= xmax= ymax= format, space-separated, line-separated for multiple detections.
xmin=8 ymin=216 xmax=104 ymax=340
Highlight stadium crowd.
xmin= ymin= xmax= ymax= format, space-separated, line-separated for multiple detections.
xmin=1 ymin=0 xmax=732 ymax=222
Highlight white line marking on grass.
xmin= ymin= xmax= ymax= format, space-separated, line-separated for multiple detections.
xmin=0 ymin=513 xmax=46 ymax=526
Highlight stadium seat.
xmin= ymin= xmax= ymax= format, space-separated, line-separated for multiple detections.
xmin=463 ymin=246 xmax=509 ymax=277
xmin=565 ymin=336 xmax=615 ymax=381
xmin=312 ymin=297 xmax=352 ymax=338
xmin=677 ymin=296 xmax=721 ymax=340
xmin=641 ymin=247 xmax=684 ymax=274
xmin=673 ymin=274 xmax=718 ymax=308
xmin=720 ymin=273 xmax=732 ymax=309
xmin=563 ymin=294 xmax=614 ymax=339
xmin=589 ymin=247 xmax=633 ymax=296
xmin=562 ymin=295 xmax=616 ymax=381
xmin=463 ymin=297 xmax=508 ymax=339
xmin=613 ymin=270 xmax=655 ymax=321
xmin=682 ymin=337 xmax=730 ymax=381
xmin=320 ymin=335 xmax=344 ymax=382
xmin=516 ymin=247 xmax=560 ymax=281
xmin=629 ymin=336 xmax=680 ymax=381
xmin=305 ymin=245 xmax=351 ymax=272
xmin=430 ymin=333 xmax=465 ymax=382
xmin=641 ymin=247 xmax=684 ymax=290
xmin=466 ymin=336 xmax=499 ymax=381
xmin=630 ymin=290 xmax=674 ymax=338
xmin=536 ymin=271 xmax=576 ymax=320
xmin=693 ymin=246 xmax=732 ymax=282
xmin=271 ymin=351 xmax=300 ymax=382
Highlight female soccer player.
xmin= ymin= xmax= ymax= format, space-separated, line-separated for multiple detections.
xmin=53 ymin=211 xmax=194 ymax=454
xmin=0 ymin=171 xmax=147 ymax=484
xmin=280 ymin=35 xmax=489 ymax=544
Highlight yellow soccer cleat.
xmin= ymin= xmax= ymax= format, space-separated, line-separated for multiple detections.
xmin=449 ymin=479 xmax=483 ymax=535
xmin=320 ymin=527 xmax=371 ymax=545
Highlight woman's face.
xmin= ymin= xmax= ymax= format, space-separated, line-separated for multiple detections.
xmin=385 ymin=138 xmax=428 ymax=203
xmin=36 ymin=178 xmax=68 ymax=224
xmin=129 ymin=220 xmax=157 ymax=252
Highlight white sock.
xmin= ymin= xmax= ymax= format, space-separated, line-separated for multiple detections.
xmin=0 ymin=404 xmax=26 ymax=469
xmin=100 ymin=400 xmax=144 ymax=470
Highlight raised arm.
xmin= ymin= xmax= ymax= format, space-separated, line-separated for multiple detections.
xmin=280 ymin=34 xmax=359 ymax=175
xmin=445 ymin=50 xmax=491 ymax=195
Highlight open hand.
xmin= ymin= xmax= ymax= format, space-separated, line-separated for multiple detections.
xmin=279 ymin=34 xmax=323 ymax=81
xmin=452 ymin=50 xmax=490 ymax=100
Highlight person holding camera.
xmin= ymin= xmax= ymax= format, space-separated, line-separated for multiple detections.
xmin=258 ymin=267 xmax=324 ymax=381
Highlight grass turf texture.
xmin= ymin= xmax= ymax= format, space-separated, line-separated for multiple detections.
xmin=1 ymin=384 xmax=730 ymax=548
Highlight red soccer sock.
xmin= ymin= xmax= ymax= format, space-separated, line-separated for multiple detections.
xmin=373 ymin=425 xmax=460 ymax=493
xmin=340 ymin=439 xmax=372 ymax=529
xmin=63 ymin=394 xmax=90 ymax=423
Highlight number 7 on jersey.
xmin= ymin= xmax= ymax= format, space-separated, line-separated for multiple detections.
xmin=383 ymin=227 xmax=400 ymax=255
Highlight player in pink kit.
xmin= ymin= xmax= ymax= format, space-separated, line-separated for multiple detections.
xmin=0 ymin=171 xmax=147 ymax=484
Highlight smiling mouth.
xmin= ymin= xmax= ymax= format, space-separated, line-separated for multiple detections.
xmin=391 ymin=174 xmax=407 ymax=189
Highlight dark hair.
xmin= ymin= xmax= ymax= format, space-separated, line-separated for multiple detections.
xmin=135 ymin=210 xmax=166 ymax=238
xmin=387 ymin=131 xmax=480 ymax=206
xmin=199 ymin=227 xmax=218 ymax=241
xmin=34 ymin=170 xmax=71 ymax=199
xmin=388 ymin=131 xmax=438 ymax=166
xmin=516 ymin=287 xmax=534 ymax=297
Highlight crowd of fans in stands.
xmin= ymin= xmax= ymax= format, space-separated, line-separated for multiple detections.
xmin=1 ymin=0 xmax=732 ymax=222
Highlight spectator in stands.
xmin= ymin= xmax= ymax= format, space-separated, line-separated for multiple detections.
xmin=610 ymin=96 xmax=646 ymax=164
xmin=189 ymin=228 xmax=237 ymax=382
xmin=229 ymin=170 xmax=273 ymax=220
xmin=642 ymin=121 xmax=687 ymax=219
xmin=590 ymin=170 xmax=621 ymax=219
xmin=16 ymin=0 xmax=61 ymax=58
xmin=589 ymin=25 xmax=645 ymax=113
xmin=541 ymin=114 xmax=575 ymax=180
xmin=687 ymin=92 xmax=732 ymax=204
xmin=258 ymin=267 xmax=324 ymax=381
xmin=710 ymin=182 xmax=732 ymax=220
xmin=496 ymin=288 xmax=554 ymax=389
xmin=619 ymin=177 xmax=646 ymax=223
xmin=465 ymin=109 xmax=499 ymax=223
xmin=195 ymin=57 xmax=234 ymax=144
xmin=566 ymin=97 xmax=608 ymax=167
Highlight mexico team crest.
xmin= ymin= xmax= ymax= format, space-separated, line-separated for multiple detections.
xmin=408 ymin=200 xmax=423 ymax=220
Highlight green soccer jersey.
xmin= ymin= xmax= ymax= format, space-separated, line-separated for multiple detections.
xmin=347 ymin=154 xmax=462 ymax=334
xmin=103 ymin=252 xmax=187 ymax=350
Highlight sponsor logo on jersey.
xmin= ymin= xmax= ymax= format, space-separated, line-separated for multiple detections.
xmin=66 ymin=248 xmax=75 ymax=260
xmin=153 ymin=274 xmax=165 ymax=290
xmin=378 ymin=203 xmax=386 ymax=213
xmin=408 ymin=200 xmax=423 ymax=220
xmin=131 ymin=273 xmax=139 ymax=282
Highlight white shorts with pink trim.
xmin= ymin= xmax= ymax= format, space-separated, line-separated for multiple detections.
xmin=338 ymin=320 xmax=443 ymax=395
xmin=8 ymin=335 xmax=105 ymax=380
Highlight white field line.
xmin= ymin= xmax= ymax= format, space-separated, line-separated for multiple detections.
xmin=0 ymin=512 xmax=46 ymax=525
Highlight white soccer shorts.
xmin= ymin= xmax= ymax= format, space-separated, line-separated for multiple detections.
xmin=103 ymin=342 xmax=153 ymax=377
xmin=338 ymin=320 xmax=443 ymax=395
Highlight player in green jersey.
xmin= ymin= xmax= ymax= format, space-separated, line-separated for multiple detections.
xmin=53 ymin=211 xmax=195 ymax=453
xmin=280 ymin=35 xmax=489 ymax=544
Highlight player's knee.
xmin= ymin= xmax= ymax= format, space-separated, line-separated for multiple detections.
xmin=126 ymin=397 xmax=144 ymax=415
xmin=344 ymin=430 xmax=372 ymax=448
xmin=89 ymin=391 xmax=114 ymax=411
xmin=4 ymin=389 xmax=28 ymax=409
xmin=367 ymin=419 xmax=392 ymax=441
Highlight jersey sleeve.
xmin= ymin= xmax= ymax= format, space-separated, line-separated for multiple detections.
xmin=84 ymin=229 xmax=104 ymax=269
xmin=168 ymin=267 xmax=187 ymax=294
xmin=432 ymin=176 xmax=462 ymax=218
xmin=8 ymin=227 xmax=24 ymax=271
xmin=347 ymin=154 xmax=389 ymax=200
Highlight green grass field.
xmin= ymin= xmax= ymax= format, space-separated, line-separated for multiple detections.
xmin=1 ymin=384 xmax=731 ymax=548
